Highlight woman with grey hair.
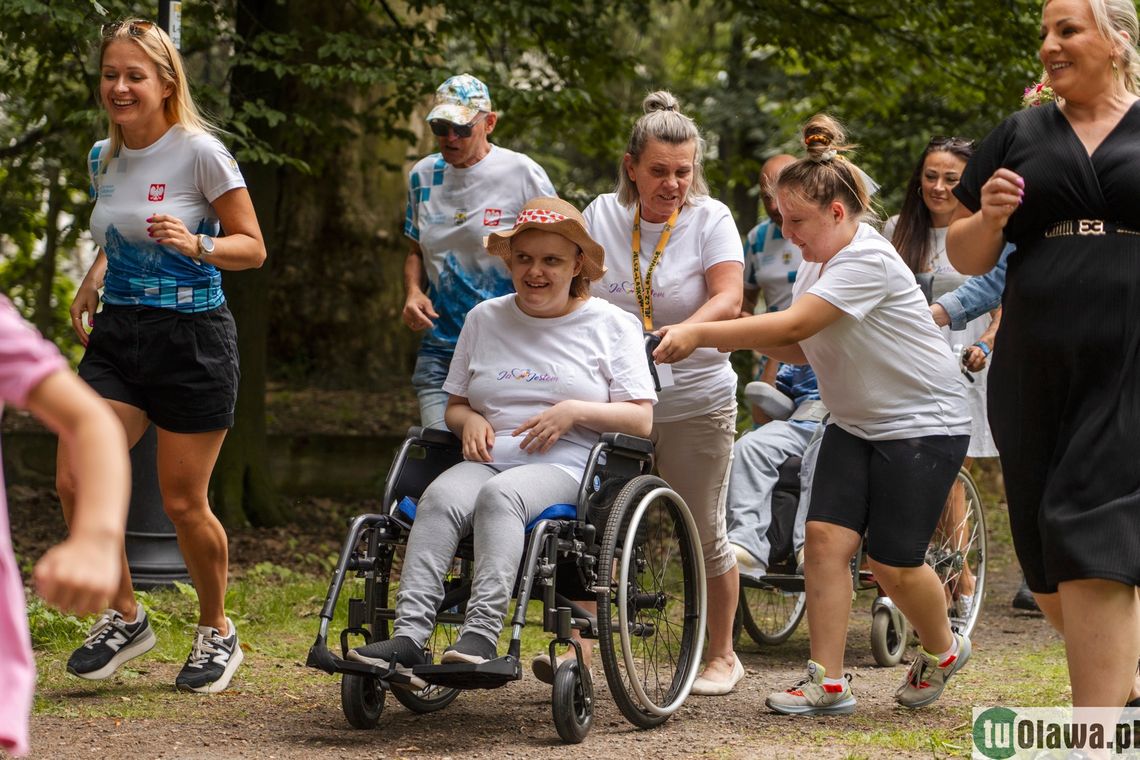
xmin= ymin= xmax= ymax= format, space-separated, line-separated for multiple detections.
xmin=579 ymin=91 xmax=746 ymax=696
xmin=948 ymin=0 xmax=1140 ymax=707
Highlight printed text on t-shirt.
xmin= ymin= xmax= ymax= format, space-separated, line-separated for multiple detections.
xmin=497 ymin=368 xmax=558 ymax=383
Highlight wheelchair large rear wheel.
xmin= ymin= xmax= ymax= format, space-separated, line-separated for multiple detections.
xmin=927 ymin=468 xmax=986 ymax=638
xmin=366 ymin=553 xmax=467 ymax=713
xmin=596 ymin=475 xmax=706 ymax=729
xmin=738 ymin=579 xmax=806 ymax=646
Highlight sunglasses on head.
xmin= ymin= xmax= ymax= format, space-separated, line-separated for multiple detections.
xmin=428 ymin=113 xmax=486 ymax=139
xmin=928 ymin=135 xmax=975 ymax=150
xmin=101 ymin=20 xmax=156 ymax=38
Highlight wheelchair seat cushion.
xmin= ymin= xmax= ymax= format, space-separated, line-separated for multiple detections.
xmin=396 ymin=497 xmax=576 ymax=532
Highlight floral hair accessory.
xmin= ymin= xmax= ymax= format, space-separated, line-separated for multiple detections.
xmin=1022 ymin=81 xmax=1056 ymax=108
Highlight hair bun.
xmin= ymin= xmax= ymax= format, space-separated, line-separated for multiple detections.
xmin=643 ymin=90 xmax=680 ymax=115
xmin=802 ymin=114 xmax=849 ymax=163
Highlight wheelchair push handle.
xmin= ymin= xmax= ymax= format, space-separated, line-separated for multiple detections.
xmin=643 ymin=333 xmax=663 ymax=392
xmin=951 ymin=344 xmax=977 ymax=384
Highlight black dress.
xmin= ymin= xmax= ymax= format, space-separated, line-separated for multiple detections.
xmin=956 ymin=101 xmax=1140 ymax=593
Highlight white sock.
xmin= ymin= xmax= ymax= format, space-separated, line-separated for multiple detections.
xmin=933 ymin=635 xmax=959 ymax=664
xmin=823 ymin=676 xmax=846 ymax=688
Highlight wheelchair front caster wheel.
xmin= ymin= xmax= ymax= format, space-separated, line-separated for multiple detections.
xmin=341 ymin=673 xmax=385 ymax=729
xmin=870 ymin=607 xmax=909 ymax=667
xmin=552 ymin=660 xmax=593 ymax=743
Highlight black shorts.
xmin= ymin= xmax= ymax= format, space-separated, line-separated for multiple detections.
xmin=807 ymin=424 xmax=969 ymax=567
xmin=78 ymin=303 xmax=240 ymax=433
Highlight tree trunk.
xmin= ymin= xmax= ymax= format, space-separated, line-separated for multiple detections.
xmin=35 ymin=164 xmax=62 ymax=338
xmin=723 ymin=27 xmax=759 ymax=235
xmin=210 ymin=0 xmax=287 ymax=528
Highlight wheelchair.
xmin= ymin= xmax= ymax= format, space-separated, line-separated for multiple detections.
xmin=734 ymin=384 xmax=988 ymax=666
xmin=307 ymin=426 xmax=707 ymax=744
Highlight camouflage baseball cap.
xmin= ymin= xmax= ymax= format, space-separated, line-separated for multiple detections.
xmin=426 ymin=74 xmax=493 ymax=125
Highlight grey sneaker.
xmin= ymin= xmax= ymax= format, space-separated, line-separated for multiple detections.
xmin=766 ymin=660 xmax=856 ymax=716
xmin=895 ymin=632 xmax=971 ymax=708
xmin=440 ymin=633 xmax=497 ymax=665
xmin=67 ymin=608 xmax=157 ymax=680
xmin=347 ymin=635 xmax=431 ymax=688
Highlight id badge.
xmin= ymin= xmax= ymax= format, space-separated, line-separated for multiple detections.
xmin=654 ymin=361 xmax=676 ymax=389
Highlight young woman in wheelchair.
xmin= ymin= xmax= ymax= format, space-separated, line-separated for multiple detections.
xmin=654 ymin=115 xmax=972 ymax=716
xmin=347 ymin=197 xmax=656 ymax=679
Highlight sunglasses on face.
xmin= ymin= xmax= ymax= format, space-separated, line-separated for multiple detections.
xmin=428 ymin=113 xmax=486 ymax=139
xmin=101 ymin=20 xmax=156 ymax=38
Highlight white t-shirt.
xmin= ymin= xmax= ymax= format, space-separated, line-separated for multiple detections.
xmin=743 ymin=219 xmax=802 ymax=312
xmin=443 ymin=295 xmax=657 ymax=478
xmin=583 ymin=193 xmax=744 ymax=422
xmin=793 ymin=223 xmax=971 ymax=440
xmin=882 ymin=216 xmax=955 ymax=273
xmin=89 ymin=126 xmax=246 ymax=312
xmin=405 ymin=145 xmax=555 ymax=352
xmin=881 ymin=216 xmax=997 ymax=457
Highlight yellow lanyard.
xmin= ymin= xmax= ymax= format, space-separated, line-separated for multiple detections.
xmin=631 ymin=204 xmax=680 ymax=331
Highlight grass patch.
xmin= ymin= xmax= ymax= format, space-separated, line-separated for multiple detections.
xmin=31 ymin=563 xmax=562 ymax=720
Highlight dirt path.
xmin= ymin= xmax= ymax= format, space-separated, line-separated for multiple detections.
xmin=22 ymin=508 xmax=1057 ymax=760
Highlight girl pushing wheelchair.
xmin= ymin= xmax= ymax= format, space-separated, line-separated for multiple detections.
xmin=655 ymin=115 xmax=973 ymax=716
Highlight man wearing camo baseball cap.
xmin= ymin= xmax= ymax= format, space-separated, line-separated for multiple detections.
xmin=399 ymin=73 xmax=557 ymax=430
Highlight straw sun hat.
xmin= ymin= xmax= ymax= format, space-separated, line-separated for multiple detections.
xmin=485 ymin=197 xmax=606 ymax=280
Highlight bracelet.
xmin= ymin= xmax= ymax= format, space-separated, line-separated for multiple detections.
xmin=973 ymin=341 xmax=991 ymax=357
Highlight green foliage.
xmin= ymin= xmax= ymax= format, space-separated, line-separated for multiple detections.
xmin=723 ymin=0 xmax=1042 ymax=214
xmin=25 ymin=597 xmax=89 ymax=649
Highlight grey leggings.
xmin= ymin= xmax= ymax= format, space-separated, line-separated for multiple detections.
xmin=393 ymin=461 xmax=580 ymax=647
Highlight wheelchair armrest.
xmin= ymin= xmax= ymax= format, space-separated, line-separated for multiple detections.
xmin=599 ymin=432 xmax=654 ymax=457
xmin=383 ymin=427 xmax=464 ymax=509
xmin=407 ymin=426 xmax=461 ymax=447
xmin=744 ymin=381 xmax=795 ymax=422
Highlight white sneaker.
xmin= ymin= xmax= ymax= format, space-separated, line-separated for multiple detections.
xmin=732 ymin=543 xmax=766 ymax=578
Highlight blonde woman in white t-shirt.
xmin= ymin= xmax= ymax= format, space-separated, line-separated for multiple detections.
xmin=655 ymin=114 xmax=973 ymax=717
xmin=58 ymin=19 xmax=265 ymax=695
xmin=584 ymin=91 xmax=746 ymax=696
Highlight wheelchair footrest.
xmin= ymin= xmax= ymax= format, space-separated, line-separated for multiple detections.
xmin=739 ymin=572 xmax=805 ymax=593
xmin=413 ymin=656 xmax=521 ymax=690
xmin=305 ymin=642 xmax=416 ymax=688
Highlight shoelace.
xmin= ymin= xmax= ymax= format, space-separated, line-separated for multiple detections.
xmin=83 ymin=612 xmax=126 ymax=648
xmin=787 ymin=671 xmax=851 ymax=693
xmin=185 ymin=629 xmax=226 ymax=670
xmin=905 ymin=654 xmax=934 ymax=687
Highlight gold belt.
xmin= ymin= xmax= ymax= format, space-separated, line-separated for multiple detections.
xmin=1043 ymin=219 xmax=1140 ymax=238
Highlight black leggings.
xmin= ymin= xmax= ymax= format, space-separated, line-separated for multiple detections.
xmin=807 ymin=425 xmax=969 ymax=567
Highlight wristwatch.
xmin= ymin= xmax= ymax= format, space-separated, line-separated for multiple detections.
xmin=196 ymin=234 xmax=216 ymax=261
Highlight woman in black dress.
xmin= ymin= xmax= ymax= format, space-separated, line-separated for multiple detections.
xmin=947 ymin=0 xmax=1140 ymax=707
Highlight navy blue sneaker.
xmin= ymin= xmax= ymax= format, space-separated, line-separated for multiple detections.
xmin=175 ymin=617 xmax=244 ymax=694
xmin=67 ymin=608 xmax=157 ymax=680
